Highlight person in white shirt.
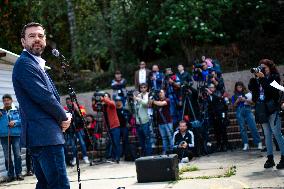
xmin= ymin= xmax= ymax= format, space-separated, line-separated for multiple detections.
xmin=134 ymin=61 xmax=150 ymax=89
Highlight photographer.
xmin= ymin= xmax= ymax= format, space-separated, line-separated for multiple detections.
xmin=177 ymin=64 xmax=192 ymax=85
xmin=133 ymin=83 xmax=152 ymax=156
xmin=248 ymin=59 xmax=284 ymax=169
xmin=115 ymin=96 xmax=131 ymax=159
xmin=173 ymin=120 xmax=194 ymax=162
xmin=206 ymin=84 xmax=228 ymax=152
xmin=207 ymin=69 xmax=225 ymax=95
xmin=111 ymin=70 xmax=127 ymax=105
xmin=149 ymin=64 xmax=164 ymax=91
xmin=64 ymin=97 xmax=90 ymax=165
xmin=92 ymin=93 xmax=121 ymax=163
xmin=150 ymin=89 xmax=173 ymax=154
xmin=193 ymin=61 xmax=210 ymax=82
xmin=164 ymin=68 xmax=181 ymax=126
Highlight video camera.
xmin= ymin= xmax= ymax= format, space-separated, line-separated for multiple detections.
xmin=92 ymin=91 xmax=105 ymax=111
xmin=149 ymin=89 xmax=160 ymax=101
xmin=126 ymin=90 xmax=135 ymax=102
xmin=250 ymin=65 xmax=264 ymax=74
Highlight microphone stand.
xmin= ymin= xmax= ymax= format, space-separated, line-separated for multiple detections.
xmin=58 ymin=56 xmax=93 ymax=189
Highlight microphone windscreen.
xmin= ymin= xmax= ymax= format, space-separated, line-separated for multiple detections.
xmin=52 ymin=49 xmax=60 ymax=57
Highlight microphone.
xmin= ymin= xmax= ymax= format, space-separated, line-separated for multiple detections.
xmin=52 ymin=49 xmax=66 ymax=60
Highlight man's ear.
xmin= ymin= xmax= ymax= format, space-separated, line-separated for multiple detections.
xmin=21 ymin=38 xmax=25 ymax=47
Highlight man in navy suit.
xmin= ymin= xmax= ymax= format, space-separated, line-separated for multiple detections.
xmin=12 ymin=22 xmax=71 ymax=189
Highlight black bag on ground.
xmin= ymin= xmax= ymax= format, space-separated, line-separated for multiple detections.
xmin=135 ymin=154 xmax=179 ymax=183
xmin=255 ymin=101 xmax=269 ymax=124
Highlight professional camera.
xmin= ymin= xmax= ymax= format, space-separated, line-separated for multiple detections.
xmin=250 ymin=66 xmax=264 ymax=74
xmin=164 ymin=73 xmax=174 ymax=81
xmin=194 ymin=63 xmax=203 ymax=69
xmin=181 ymin=81 xmax=193 ymax=95
xmin=149 ymin=89 xmax=160 ymax=100
xmin=92 ymin=91 xmax=105 ymax=111
xmin=126 ymin=90 xmax=135 ymax=101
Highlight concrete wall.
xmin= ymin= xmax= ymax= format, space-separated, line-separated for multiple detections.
xmin=61 ymin=66 xmax=284 ymax=114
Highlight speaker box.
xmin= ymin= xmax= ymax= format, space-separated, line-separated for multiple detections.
xmin=135 ymin=154 xmax=179 ymax=183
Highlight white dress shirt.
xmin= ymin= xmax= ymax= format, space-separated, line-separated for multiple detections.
xmin=139 ymin=68 xmax=147 ymax=84
xmin=24 ymin=49 xmax=46 ymax=71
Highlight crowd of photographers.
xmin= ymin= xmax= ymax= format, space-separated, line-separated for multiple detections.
xmin=61 ymin=56 xmax=234 ymax=165
xmin=1 ymin=57 xmax=284 ymax=183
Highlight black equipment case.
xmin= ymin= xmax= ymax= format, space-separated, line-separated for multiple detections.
xmin=135 ymin=154 xmax=179 ymax=183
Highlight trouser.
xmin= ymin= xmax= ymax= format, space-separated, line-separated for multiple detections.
xmin=173 ymin=147 xmax=193 ymax=161
xmin=0 ymin=136 xmax=22 ymax=178
xmin=120 ymin=127 xmax=130 ymax=157
xmin=236 ymin=106 xmax=261 ymax=144
xmin=137 ymin=122 xmax=152 ymax=156
xmin=210 ymin=116 xmax=228 ymax=147
xmin=30 ymin=144 xmax=70 ymax=189
xmin=110 ymin=127 xmax=121 ymax=161
xmin=158 ymin=123 xmax=174 ymax=154
xmin=262 ymin=112 xmax=284 ymax=156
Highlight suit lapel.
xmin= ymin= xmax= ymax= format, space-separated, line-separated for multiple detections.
xmin=22 ymin=51 xmax=61 ymax=103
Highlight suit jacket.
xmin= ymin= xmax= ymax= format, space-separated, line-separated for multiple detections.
xmin=12 ymin=51 xmax=67 ymax=147
xmin=134 ymin=68 xmax=150 ymax=89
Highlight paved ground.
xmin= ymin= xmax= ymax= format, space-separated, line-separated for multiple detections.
xmin=1 ymin=150 xmax=284 ymax=189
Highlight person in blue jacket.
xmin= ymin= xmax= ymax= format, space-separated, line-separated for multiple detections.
xmin=12 ymin=22 xmax=71 ymax=189
xmin=0 ymin=94 xmax=23 ymax=182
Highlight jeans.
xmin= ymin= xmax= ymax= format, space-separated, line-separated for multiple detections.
xmin=30 ymin=145 xmax=70 ymax=189
xmin=120 ymin=127 xmax=129 ymax=157
xmin=262 ymin=112 xmax=284 ymax=156
xmin=236 ymin=106 xmax=261 ymax=144
xmin=169 ymin=97 xmax=180 ymax=125
xmin=0 ymin=136 xmax=22 ymax=178
xmin=159 ymin=123 xmax=174 ymax=153
xmin=137 ymin=122 xmax=152 ymax=156
xmin=110 ymin=127 xmax=121 ymax=161
xmin=66 ymin=130 xmax=87 ymax=158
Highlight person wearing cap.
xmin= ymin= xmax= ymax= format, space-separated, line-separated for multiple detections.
xmin=0 ymin=94 xmax=24 ymax=182
xmin=134 ymin=61 xmax=151 ymax=90
xmin=206 ymin=83 xmax=229 ymax=152
xmin=164 ymin=68 xmax=181 ymax=127
xmin=133 ymin=83 xmax=152 ymax=156
xmin=111 ymin=70 xmax=127 ymax=105
xmin=115 ymin=96 xmax=131 ymax=159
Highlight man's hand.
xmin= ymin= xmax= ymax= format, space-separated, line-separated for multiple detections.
xmin=61 ymin=117 xmax=72 ymax=132
xmin=181 ymin=142 xmax=188 ymax=148
xmin=8 ymin=121 xmax=15 ymax=128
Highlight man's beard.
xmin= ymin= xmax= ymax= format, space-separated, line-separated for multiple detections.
xmin=26 ymin=43 xmax=45 ymax=56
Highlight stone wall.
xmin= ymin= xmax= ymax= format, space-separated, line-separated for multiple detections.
xmin=61 ymin=65 xmax=284 ymax=114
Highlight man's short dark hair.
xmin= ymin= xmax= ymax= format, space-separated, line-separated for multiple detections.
xmin=21 ymin=22 xmax=45 ymax=38
xmin=66 ymin=97 xmax=71 ymax=101
xmin=2 ymin=94 xmax=12 ymax=100
xmin=179 ymin=120 xmax=187 ymax=125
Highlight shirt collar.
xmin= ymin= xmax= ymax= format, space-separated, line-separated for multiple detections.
xmin=24 ymin=49 xmax=46 ymax=71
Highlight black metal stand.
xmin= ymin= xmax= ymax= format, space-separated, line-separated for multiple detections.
xmin=58 ymin=55 xmax=93 ymax=189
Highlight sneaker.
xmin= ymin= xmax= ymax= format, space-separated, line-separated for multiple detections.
xmin=257 ymin=142 xmax=263 ymax=150
xmin=5 ymin=176 xmax=15 ymax=183
xmin=206 ymin=142 xmax=212 ymax=147
xmin=264 ymin=155 xmax=275 ymax=168
xmin=242 ymin=143 xmax=249 ymax=151
xmin=276 ymin=155 xmax=284 ymax=169
xmin=83 ymin=156 xmax=90 ymax=164
xmin=71 ymin=157 xmax=76 ymax=166
xmin=26 ymin=170 xmax=33 ymax=176
xmin=16 ymin=174 xmax=24 ymax=181
xmin=181 ymin=157 xmax=189 ymax=163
